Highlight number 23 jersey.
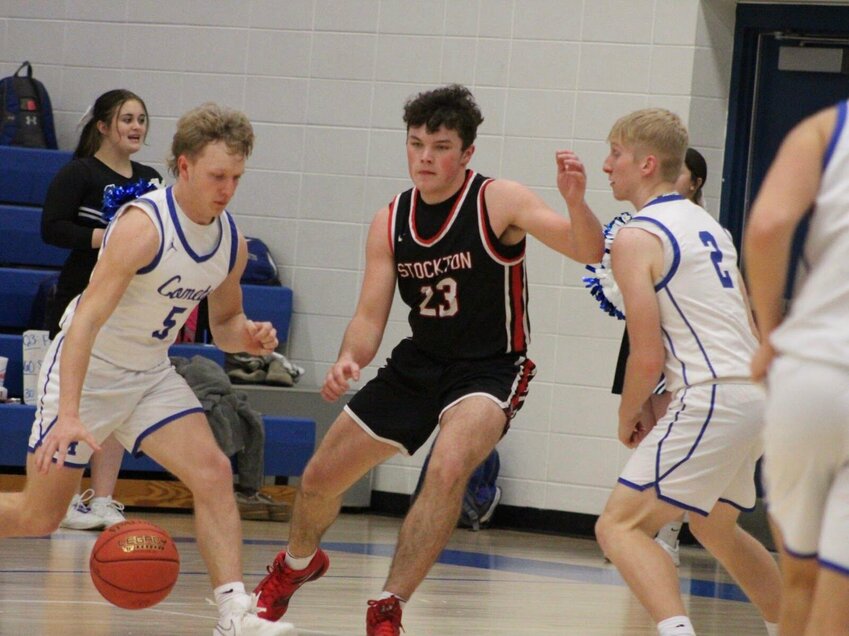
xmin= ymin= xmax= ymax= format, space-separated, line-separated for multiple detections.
xmin=624 ymin=195 xmax=756 ymax=393
xmin=390 ymin=170 xmax=530 ymax=360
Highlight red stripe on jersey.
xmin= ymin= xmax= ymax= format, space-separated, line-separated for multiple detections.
xmin=477 ymin=179 xmax=524 ymax=266
xmin=387 ymin=196 xmax=398 ymax=256
xmin=510 ymin=263 xmax=526 ymax=352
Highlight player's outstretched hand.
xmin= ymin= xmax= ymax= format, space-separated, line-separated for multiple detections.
xmin=321 ymin=358 xmax=360 ymax=402
xmin=245 ymin=320 xmax=278 ymax=356
xmin=555 ymin=149 xmax=587 ymax=208
xmin=34 ymin=414 xmax=102 ymax=473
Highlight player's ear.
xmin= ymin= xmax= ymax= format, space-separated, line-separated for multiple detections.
xmin=177 ymin=155 xmax=190 ymax=179
xmin=640 ymin=153 xmax=658 ymax=177
xmin=461 ymin=144 xmax=475 ymax=166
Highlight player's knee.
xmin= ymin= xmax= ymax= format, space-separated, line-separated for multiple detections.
xmin=185 ymin=449 xmax=233 ymax=494
xmin=595 ymin=514 xmax=614 ymax=553
xmin=422 ymin=455 xmax=467 ymax=496
xmin=22 ymin=505 xmax=63 ymax=536
xmin=299 ymin=458 xmax=341 ymax=499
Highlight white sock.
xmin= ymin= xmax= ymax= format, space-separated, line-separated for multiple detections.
xmin=764 ymin=621 xmax=779 ymax=636
xmin=378 ymin=591 xmax=407 ymax=608
xmin=657 ymin=615 xmax=695 ymax=636
xmin=657 ymin=521 xmax=683 ymax=545
xmin=284 ymin=550 xmax=316 ymax=571
xmin=214 ymin=581 xmax=247 ymax=619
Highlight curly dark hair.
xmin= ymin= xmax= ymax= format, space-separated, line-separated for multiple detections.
xmin=403 ymin=84 xmax=484 ymax=150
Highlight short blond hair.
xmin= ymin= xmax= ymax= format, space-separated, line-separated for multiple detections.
xmin=167 ymin=103 xmax=254 ymax=176
xmin=608 ymin=108 xmax=688 ymax=182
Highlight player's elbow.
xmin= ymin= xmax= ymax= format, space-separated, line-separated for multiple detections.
xmin=630 ymin=347 xmax=665 ymax=381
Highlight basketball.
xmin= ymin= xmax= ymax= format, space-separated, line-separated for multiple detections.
xmin=89 ymin=519 xmax=180 ymax=610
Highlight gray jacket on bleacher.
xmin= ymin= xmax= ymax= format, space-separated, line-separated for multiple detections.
xmin=170 ymin=355 xmax=265 ymax=492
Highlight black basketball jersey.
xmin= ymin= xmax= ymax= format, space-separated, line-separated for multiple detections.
xmin=390 ymin=170 xmax=529 ymax=359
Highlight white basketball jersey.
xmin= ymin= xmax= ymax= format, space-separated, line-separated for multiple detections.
xmin=61 ymin=186 xmax=238 ymax=371
xmin=624 ymin=194 xmax=756 ymax=393
xmin=771 ymin=100 xmax=849 ymax=368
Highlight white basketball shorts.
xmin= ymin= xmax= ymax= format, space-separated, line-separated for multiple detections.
xmin=618 ymin=382 xmax=765 ymax=516
xmin=764 ymin=355 xmax=849 ymax=575
xmin=28 ymin=333 xmax=203 ymax=467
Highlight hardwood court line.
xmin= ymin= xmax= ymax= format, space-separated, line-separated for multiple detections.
xmin=16 ymin=532 xmax=751 ymax=604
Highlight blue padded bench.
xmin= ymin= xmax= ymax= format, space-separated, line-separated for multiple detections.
xmin=0 ymin=404 xmax=314 ymax=477
xmin=0 ymin=147 xmax=72 ymax=206
xmin=0 ymin=267 xmax=57 ymax=329
xmin=0 ymin=334 xmax=24 ymax=398
xmin=242 ymin=284 xmax=292 ymax=344
xmin=0 ymin=204 xmax=69 ymax=267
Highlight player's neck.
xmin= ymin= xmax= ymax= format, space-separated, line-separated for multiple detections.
xmin=634 ymin=181 xmax=678 ymax=211
xmin=94 ymin=146 xmax=133 ymax=179
xmin=172 ymin=182 xmax=215 ymax=226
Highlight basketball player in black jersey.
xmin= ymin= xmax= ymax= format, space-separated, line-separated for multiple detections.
xmin=254 ymin=84 xmax=604 ymax=635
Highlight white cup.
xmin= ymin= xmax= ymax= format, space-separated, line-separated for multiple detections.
xmin=0 ymin=355 xmax=7 ymax=388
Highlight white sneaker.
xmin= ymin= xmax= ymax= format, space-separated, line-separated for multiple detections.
xmin=59 ymin=489 xmax=104 ymax=530
xmin=89 ymin=496 xmax=126 ymax=528
xmin=655 ymin=536 xmax=681 ymax=567
xmin=214 ymin=594 xmax=297 ymax=636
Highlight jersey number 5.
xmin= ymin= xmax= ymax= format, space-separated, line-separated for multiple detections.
xmin=152 ymin=306 xmax=187 ymax=340
xmin=419 ymin=277 xmax=459 ymax=317
xmin=699 ymin=231 xmax=734 ymax=289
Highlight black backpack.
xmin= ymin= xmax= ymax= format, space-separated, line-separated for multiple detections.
xmin=412 ymin=442 xmax=502 ymax=532
xmin=0 ymin=61 xmax=58 ymax=148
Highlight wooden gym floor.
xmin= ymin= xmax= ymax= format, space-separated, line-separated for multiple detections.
xmin=0 ymin=510 xmax=774 ymax=635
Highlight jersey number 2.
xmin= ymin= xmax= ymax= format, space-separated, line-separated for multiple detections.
xmin=699 ymin=231 xmax=734 ymax=289
xmin=419 ymin=277 xmax=459 ymax=317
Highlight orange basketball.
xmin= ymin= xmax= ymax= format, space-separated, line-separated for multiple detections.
xmin=89 ymin=519 xmax=180 ymax=610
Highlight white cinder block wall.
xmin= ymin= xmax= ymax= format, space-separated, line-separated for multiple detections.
xmin=0 ymin=0 xmax=735 ymax=516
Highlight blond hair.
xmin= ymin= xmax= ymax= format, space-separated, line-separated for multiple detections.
xmin=167 ymin=103 xmax=254 ymax=176
xmin=608 ymin=108 xmax=688 ymax=182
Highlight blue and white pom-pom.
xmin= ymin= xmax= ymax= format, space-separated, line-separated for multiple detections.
xmin=582 ymin=211 xmax=632 ymax=320
xmin=102 ymin=178 xmax=160 ymax=221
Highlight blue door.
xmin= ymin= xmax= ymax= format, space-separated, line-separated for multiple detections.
xmin=722 ymin=4 xmax=849 ymax=256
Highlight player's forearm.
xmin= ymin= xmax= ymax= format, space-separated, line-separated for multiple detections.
xmin=743 ymin=224 xmax=792 ymax=338
xmin=336 ymin=315 xmax=385 ymax=369
xmin=618 ymin=349 xmax=664 ymax=423
xmin=209 ymin=312 xmax=252 ymax=353
xmin=565 ymin=201 xmax=604 ymax=263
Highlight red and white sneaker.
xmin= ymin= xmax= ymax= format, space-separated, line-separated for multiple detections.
xmin=366 ymin=597 xmax=404 ymax=636
xmin=253 ymin=549 xmax=329 ymax=622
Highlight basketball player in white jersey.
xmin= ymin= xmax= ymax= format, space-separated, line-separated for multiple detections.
xmin=746 ymin=101 xmax=849 ymax=635
xmin=0 ymin=103 xmax=295 ymax=636
xmin=591 ymin=109 xmax=781 ymax=636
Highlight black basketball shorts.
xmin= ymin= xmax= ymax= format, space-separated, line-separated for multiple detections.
xmin=344 ymin=338 xmax=536 ymax=455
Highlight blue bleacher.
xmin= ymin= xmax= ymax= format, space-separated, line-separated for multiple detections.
xmin=0 ymin=146 xmax=313 ymax=480
xmin=0 ymin=204 xmax=69 ymax=267
xmin=0 ymin=146 xmax=73 ymax=205
xmin=0 ymin=267 xmax=57 ymax=329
